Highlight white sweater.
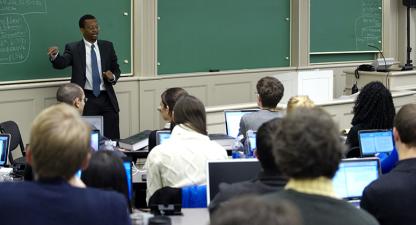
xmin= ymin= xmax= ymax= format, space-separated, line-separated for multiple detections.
xmin=145 ymin=125 xmax=228 ymax=203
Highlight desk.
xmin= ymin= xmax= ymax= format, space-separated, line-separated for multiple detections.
xmin=171 ymin=208 xmax=209 ymax=225
xmin=344 ymin=69 xmax=416 ymax=91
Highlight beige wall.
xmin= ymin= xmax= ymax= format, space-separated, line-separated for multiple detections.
xmin=0 ymin=0 xmax=414 ymax=149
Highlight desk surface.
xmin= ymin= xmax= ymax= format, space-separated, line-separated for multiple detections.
xmin=171 ymin=208 xmax=209 ymax=225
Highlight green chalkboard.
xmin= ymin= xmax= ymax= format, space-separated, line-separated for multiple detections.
xmin=157 ymin=0 xmax=291 ymax=75
xmin=0 ymin=0 xmax=131 ymax=82
xmin=310 ymin=0 xmax=382 ymax=55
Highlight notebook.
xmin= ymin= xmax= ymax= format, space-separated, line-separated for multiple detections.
xmin=82 ymin=116 xmax=104 ymax=136
xmin=206 ymin=159 xmax=261 ymax=204
xmin=224 ymin=109 xmax=259 ymax=138
xmin=358 ymin=129 xmax=395 ymax=157
xmin=0 ymin=134 xmax=10 ymax=166
xmin=332 ymin=158 xmax=381 ymax=206
xmin=155 ymin=130 xmax=171 ymax=146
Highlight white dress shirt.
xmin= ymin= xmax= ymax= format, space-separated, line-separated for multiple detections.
xmin=145 ymin=124 xmax=228 ymax=203
xmin=84 ymin=39 xmax=105 ymax=91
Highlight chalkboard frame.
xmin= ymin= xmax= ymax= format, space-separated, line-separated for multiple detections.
xmin=309 ymin=0 xmax=382 ymax=63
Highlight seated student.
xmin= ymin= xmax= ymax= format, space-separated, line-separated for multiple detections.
xmin=346 ymin=81 xmax=395 ymax=157
xmin=81 ymin=150 xmax=131 ymax=212
xmin=145 ymin=95 xmax=228 ymax=203
xmin=0 ymin=104 xmax=130 ymax=225
xmin=210 ymin=196 xmax=302 ymax=225
xmin=148 ymin=87 xmax=188 ymax=151
xmin=263 ymin=107 xmax=378 ymax=225
xmin=208 ymin=118 xmax=288 ymax=213
xmin=56 ymin=83 xmax=86 ymax=114
xmin=238 ymin=76 xmax=284 ymax=138
xmin=286 ymin=95 xmax=314 ymax=113
xmin=360 ymin=103 xmax=416 ymax=225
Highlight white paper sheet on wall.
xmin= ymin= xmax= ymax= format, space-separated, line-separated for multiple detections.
xmin=297 ymin=70 xmax=333 ymax=103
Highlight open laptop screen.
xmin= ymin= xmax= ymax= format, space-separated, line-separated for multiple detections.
xmin=0 ymin=134 xmax=10 ymax=166
xmin=156 ymin=130 xmax=171 ymax=146
xmin=359 ymin=129 xmax=395 ymax=156
xmin=332 ymin=158 xmax=380 ymax=200
xmin=122 ymin=157 xmax=133 ymax=200
xmin=207 ymin=159 xmax=261 ymax=204
xmin=224 ymin=109 xmax=259 ymax=138
xmin=82 ymin=116 xmax=104 ymax=136
xmin=90 ymin=130 xmax=100 ymax=151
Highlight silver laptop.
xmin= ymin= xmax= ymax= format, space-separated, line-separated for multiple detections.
xmin=224 ymin=109 xmax=259 ymax=138
xmin=358 ymin=129 xmax=395 ymax=157
xmin=82 ymin=116 xmax=104 ymax=136
xmin=332 ymin=158 xmax=381 ymax=207
xmin=155 ymin=130 xmax=171 ymax=146
xmin=206 ymin=159 xmax=261 ymax=205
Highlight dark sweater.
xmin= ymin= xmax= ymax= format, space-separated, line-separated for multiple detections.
xmin=263 ymin=190 xmax=379 ymax=225
xmin=361 ymin=158 xmax=416 ymax=225
xmin=208 ymin=171 xmax=287 ymax=213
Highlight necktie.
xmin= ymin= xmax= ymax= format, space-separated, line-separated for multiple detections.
xmin=91 ymin=44 xmax=101 ymax=97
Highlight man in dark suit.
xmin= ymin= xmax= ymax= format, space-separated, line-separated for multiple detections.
xmin=48 ymin=14 xmax=120 ymax=140
xmin=361 ymin=103 xmax=416 ymax=225
xmin=0 ymin=104 xmax=131 ymax=225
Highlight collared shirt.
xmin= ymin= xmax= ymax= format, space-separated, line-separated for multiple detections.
xmin=83 ymin=39 xmax=105 ymax=91
xmin=145 ymin=124 xmax=228 ymax=203
xmin=285 ymin=176 xmax=338 ymax=198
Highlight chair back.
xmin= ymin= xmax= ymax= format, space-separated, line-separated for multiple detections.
xmin=0 ymin=121 xmax=25 ymax=164
xmin=181 ymin=185 xmax=207 ymax=208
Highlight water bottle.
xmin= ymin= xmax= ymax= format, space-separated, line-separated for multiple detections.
xmin=232 ymin=135 xmax=245 ymax=159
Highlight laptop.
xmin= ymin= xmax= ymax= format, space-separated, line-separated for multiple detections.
xmin=82 ymin=116 xmax=104 ymax=136
xmin=246 ymin=130 xmax=257 ymax=157
xmin=332 ymin=158 xmax=381 ymax=207
xmin=0 ymin=134 xmax=10 ymax=166
xmin=155 ymin=130 xmax=171 ymax=146
xmin=90 ymin=129 xmax=100 ymax=151
xmin=122 ymin=157 xmax=133 ymax=200
xmin=206 ymin=159 xmax=261 ymax=204
xmin=358 ymin=129 xmax=395 ymax=157
xmin=224 ymin=109 xmax=259 ymax=138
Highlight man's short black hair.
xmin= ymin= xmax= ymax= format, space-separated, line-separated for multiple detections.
xmin=256 ymin=118 xmax=282 ymax=172
xmin=79 ymin=14 xmax=96 ymax=28
xmin=272 ymin=107 xmax=345 ymax=179
xmin=256 ymin=76 xmax=284 ymax=108
xmin=394 ymin=103 xmax=416 ymax=147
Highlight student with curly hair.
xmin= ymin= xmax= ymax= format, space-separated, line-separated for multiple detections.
xmin=346 ymin=81 xmax=395 ymax=157
xmin=263 ymin=107 xmax=378 ymax=225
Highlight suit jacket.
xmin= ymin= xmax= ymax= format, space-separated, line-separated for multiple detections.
xmin=0 ymin=179 xmax=131 ymax=225
xmin=52 ymin=40 xmax=120 ymax=112
xmin=361 ymin=158 xmax=416 ymax=225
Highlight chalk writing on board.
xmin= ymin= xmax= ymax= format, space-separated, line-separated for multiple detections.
xmin=354 ymin=0 xmax=381 ymax=50
xmin=0 ymin=0 xmax=47 ymax=14
xmin=0 ymin=0 xmax=47 ymax=64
